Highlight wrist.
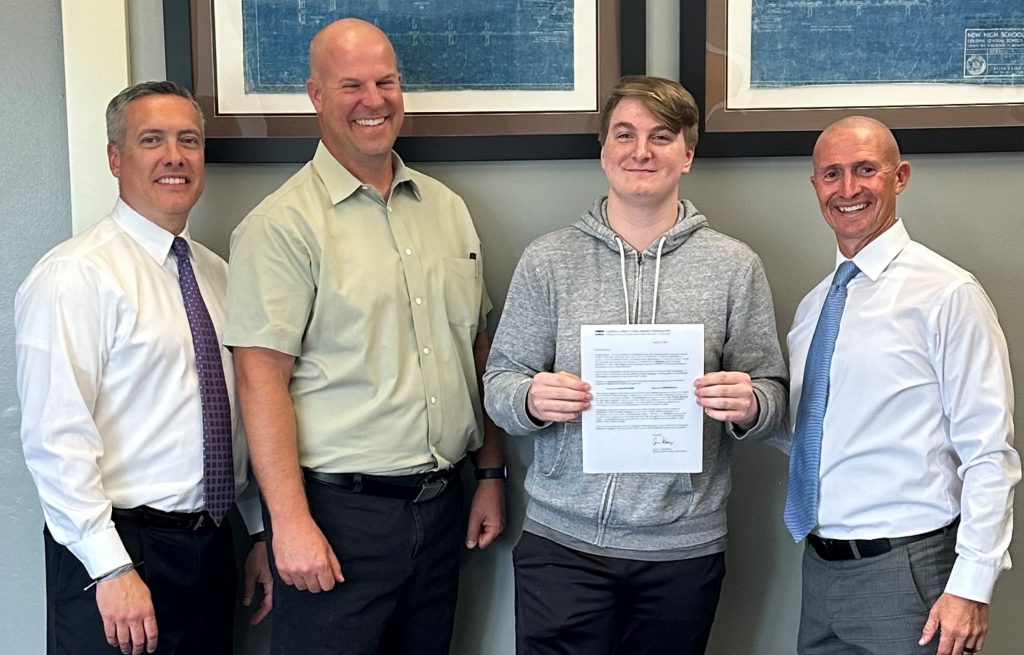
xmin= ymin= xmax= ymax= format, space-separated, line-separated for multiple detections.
xmin=85 ymin=561 xmax=137 ymax=591
xmin=474 ymin=466 xmax=508 ymax=481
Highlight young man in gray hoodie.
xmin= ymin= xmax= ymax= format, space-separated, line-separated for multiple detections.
xmin=484 ymin=76 xmax=788 ymax=654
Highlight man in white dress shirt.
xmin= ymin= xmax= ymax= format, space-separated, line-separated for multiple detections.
xmin=15 ymin=81 xmax=271 ymax=655
xmin=785 ymin=116 xmax=1019 ymax=655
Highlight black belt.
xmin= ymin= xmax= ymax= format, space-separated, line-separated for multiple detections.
xmin=808 ymin=520 xmax=957 ymax=561
xmin=304 ymin=461 xmax=462 ymax=503
xmin=111 ymin=506 xmax=217 ymax=532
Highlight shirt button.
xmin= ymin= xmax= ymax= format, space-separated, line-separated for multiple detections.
xmin=415 ymin=297 xmax=422 ymax=305
xmin=430 ymin=396 xmax=437 ymax=405
xmin=423 ymin=347 xmax=431 ymax=355
xmin=388 ymin=207 xmax=393 ymax=213
xmin=405 ymin=248 xmax=412 ymax=256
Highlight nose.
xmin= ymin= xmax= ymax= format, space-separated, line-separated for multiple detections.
xmin=839 ymin=170 xmax=858 ymax=197
xmin=362 ymin=82 xmax=384 ymax=107
xmin=631 ymin=138 xmax=651 ymax=161
xmin=162 ymin=141 xmax=185 ymax=167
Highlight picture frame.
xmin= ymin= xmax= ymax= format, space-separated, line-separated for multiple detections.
xmin=163 ymin=0 xmax=647 ymax=163
xmin=680 ymin=1 xmax=1024 ymax=158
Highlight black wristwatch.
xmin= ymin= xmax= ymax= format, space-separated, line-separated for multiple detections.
xmin=474 ymin=466 xmax=508 ymax=481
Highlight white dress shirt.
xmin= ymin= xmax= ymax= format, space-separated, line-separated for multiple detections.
xmin=16 ymin=200 xmax=260 ymax=579
xmin=787 ymin=219 xmax=1019 ymax=603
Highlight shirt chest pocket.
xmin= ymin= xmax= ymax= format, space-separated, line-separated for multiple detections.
xmin=443 ymin=257 xmax=482 ymax=328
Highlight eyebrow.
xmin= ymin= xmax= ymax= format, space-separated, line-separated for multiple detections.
xmin=611 ymin=121 xmax=674 ymax=133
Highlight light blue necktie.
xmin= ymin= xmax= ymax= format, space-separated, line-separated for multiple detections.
xmin=784 ymin=260 xmax=860 ymax=542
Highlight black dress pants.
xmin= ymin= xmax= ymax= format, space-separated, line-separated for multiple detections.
xmin=266 ymin=473 xmax=463 ymax=655
xmin=44 ymin=515 xmax=236 ymax=655
xmin=514 ymin=531 xmax=726 ymax=655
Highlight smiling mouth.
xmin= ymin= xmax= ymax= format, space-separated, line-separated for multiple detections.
xmin=157 ymin=177 xmax=187 ymax=185
xmin=836 ymin=202 xmax=868 ymax=213
xmin=355 ymin=117 xmax=386 ymax=127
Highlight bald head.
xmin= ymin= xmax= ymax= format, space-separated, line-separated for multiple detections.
xmin=814 ymin=116 xmax=901 ymax=170
xmin=309 ymin=18 xmax=397 ymax=82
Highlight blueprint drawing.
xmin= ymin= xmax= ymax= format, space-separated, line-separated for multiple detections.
xmin=242 ymin=0 xmax=575 ymax=93
xmin=750 ymin=0 xmax=1024 ymax=86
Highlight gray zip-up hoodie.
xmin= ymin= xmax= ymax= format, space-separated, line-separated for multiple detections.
xmin=484 ymin=198 xmax=788 ymax=555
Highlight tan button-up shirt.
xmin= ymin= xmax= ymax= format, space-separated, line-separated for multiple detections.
xmin=225 ymin=143 xmax=490 ymax=474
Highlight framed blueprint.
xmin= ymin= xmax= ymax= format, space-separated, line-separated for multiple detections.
xmin=680 ymin=1 xmax=1024 ymax=157
xmin=164 ymin=0 xmax=646 ymax=162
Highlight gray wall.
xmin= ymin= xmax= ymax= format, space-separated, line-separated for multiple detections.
xmin=0 ymin=1 xmax=71 ymax=650
xmin=2 ymin=2 xmax=1021 ymax=654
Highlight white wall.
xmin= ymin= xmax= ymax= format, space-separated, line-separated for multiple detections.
xmin=1 ymin=2 xmax=1021 ymax=654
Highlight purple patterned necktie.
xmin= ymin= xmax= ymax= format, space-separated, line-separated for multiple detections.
xmin=172 ymin=237 xmax=234 ymax=525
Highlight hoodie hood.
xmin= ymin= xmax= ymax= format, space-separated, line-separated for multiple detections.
xmin=574 ymin=197 xmax=709 ymax=257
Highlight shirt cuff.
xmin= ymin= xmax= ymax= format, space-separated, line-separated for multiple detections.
xmin=944 ymin=556 xmax=1000 ymax=604
xmin=513 ymin=377 xmax=551 ymax=433
xmin=728 ymin=387 xmax=769 ymax=440
xmin=237 ymin=490 xmax=265 ymax=536
xmin=68 ymin=526 xmax=131 ymax=579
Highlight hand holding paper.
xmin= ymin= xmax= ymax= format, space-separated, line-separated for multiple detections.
xmin=694 ymin=371 xmax=759 ymax=430
xmin=527 ymin=371 xmax=592 ymax=423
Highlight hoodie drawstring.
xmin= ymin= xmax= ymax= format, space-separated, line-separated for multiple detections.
xmin=614 ymin=236 xmax=631 ymax=324
xmin=650 ymin=236 xmax=666 ymax=324
xmin=614 ymin=235 xmax=668 ymax=325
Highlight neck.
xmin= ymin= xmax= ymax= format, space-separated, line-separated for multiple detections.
xmin=325 ymin=144 xmax=395 ymax=200
xmin=606 ymin=193 xmax=678 ymax=251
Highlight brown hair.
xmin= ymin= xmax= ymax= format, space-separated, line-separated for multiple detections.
xmin=598 ymin=75 xmax=699 ymax=150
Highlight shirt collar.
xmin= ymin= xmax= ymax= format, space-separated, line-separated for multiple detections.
xmin=311 ymin=141 xmax=421 ymax=205
xmin=833 ymin=218 xmax=910 ymax=283
xmin=112 ymin=198 xmax=194 ymax=266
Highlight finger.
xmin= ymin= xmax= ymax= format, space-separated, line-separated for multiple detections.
xmin=554 ymin=371 xmax=588 ymax=386
xmin=919 ymin=612 xmax=939 ymax=646
xmin=251 ymin=595 xmax=273 ymax=625
xmin=128 ymin=620 xmax=145 ymax=655
xmin=329 ymin=550 xmax=345 ymax=583
xmin=537 ymin=372 xmax=589 ymax=391
xmin=143 ymin=617 xmax=158 ymax=654
xmin=116 ymin=621 xmax=132 ymax=654
xmin=936 ymin=630 xmax=955 ymax=655
xmin=243 ymin=566 xmax=257 ymax=606
xmin=541 ymin=410 xmax=586 ymax=423
xmin=103 ymin=618 xmax=118 ymax=647
xmin=694 ymin=383 xmax=744 ymax=398
xmin=535 ymin=387 xmax=591 ymax=404
xmin=694 ymin=371 xmax=746 ymax=387
xmin=465 ymin=519 xmax=482 ymax=549
xmin=279 ymin=569 xmax=294 ymax=587
xmin=477 ymin=523 xmax=499 ymax=549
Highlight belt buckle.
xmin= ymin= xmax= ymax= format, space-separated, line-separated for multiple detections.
xmin=413 ymin=478 xmax=448 ymax=503
xmin=192 ymin=514 xmax=206 ymax=531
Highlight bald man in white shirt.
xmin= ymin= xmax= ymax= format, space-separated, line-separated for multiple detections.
xmin=16 ymin=81 xmax=271 ymax=655
xmin=784 ymin=116 xmax=1019 ymax=655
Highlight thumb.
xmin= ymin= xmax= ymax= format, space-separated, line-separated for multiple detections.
xmin=329 ymin=550 xmax=345 ymax=583
xmin=919 ymin=607 xmax=940 ymax=646
xmin=465 ymin=518 xmax=481 ymax=549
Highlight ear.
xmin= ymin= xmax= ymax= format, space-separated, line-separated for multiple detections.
xmin=679 ymin=147 xmax=696 ymax=175
xmin=306 ymin=78 xmax=323 ymax=114
xmin=894 ymin=160 xmax=911 ymax=195
xmin=107 ymin=142 xmax=121 ymax=178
